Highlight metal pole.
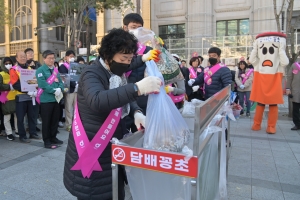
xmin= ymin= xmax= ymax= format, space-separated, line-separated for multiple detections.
xmin=226 ymin=86 xmax=231 ymax=178
xmin=112 ymin=164 xmax=119 ymax=200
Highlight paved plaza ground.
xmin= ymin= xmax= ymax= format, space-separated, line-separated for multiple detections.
xmin=0 ymin=96 xmax=299 ymax=200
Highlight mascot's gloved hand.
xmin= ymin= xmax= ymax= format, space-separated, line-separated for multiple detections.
xmin=136 ymin=76 xmax=162 ymax=95
xmin=192 ymin=85 xmax=200 ymax=92
xmin=54 ymin=88 xmax=62 ymax=97
xmin=142 ymin=49 xmax=161 ymax=62
xmin=165 ymin=86 xmax=174 ymax=94
xmin=188 ymin=79 xmax=195 ymax=86
xmin=134 ymin=111 xmax=146 ymax=130
xmin=27 ymin=91 xmax=34 ymax=97
xmin=239 ymin=85 xmax=245 ymax=89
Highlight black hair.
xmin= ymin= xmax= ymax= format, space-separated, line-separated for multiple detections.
xmin=98 ymin=28 xmax=138 ymax=64
xmin=181 ymin=60 xmax=186 ymax=63
xmin=208 ymin=47 xmax=221 ymax=56
xmin=3 ymin=57 xmax=13 ymax=65
xmin=76 ymin=56 xmax=85 ymax=63
xmin=42 ymin=50 xmax=55 ymax=58
xmin=123 ymin=13 xmax=144 ymax=26
xmin=65 ymin=50 xmax=75 ymax=56
xmin=189 ymin=57 xmax=200 ymax=66
xmin=198 ymin=56 xmax=204 ymax=62
xmin=24 ymin=48 xmax=34 ymax=54
xmin=238 ymin=61 xmax=249 ymax=77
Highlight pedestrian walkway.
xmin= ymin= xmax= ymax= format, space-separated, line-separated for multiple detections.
xmin=0 ymin=97 xmax=299 ymax=199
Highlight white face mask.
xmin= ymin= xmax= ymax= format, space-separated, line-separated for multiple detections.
xmin=5 ymin=64 xmax=12 ymax=70
xmin=69 ymin=57 xmax=75 ymax=63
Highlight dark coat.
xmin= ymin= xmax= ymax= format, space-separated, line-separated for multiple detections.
xmin=59 ymin=63 xmax=77 ymax=93
xmin=193 ymin=65 xmax=232 ymax=100
xmin=63 ymin=58 xmax=141 ymax=200
xmin=185 ymin=66 xmax=204 ymax=97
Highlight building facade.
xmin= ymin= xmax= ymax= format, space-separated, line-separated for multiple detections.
xmin=151 ymin=0 xmax=300 ymax=62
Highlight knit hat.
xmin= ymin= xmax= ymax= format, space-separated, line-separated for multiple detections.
xmin=2 ymin=57 xmax=13 ymax=65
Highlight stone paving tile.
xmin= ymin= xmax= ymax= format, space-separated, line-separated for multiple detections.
xmin=0 ymin=184 xmax=32 ymax=200
xmin=228 ymin=158 xmax=251 ymax=178
xmin=227 ymin=182 xmax=251 ymax=199
xmin=283 ymin=192 xmax=300 ymax=200
xmin=276 ymin=165 xmax=300 ymax=186
xmin=252 ymin=186 xmax=284 ymax=200
xmin=252 ymin=165 xmax=280 ymax=183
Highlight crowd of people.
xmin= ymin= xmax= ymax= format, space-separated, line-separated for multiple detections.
xmin=2 ymin=12 xmax=297 ymax=200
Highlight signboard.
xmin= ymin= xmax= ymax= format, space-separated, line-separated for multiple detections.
xmin=20 ymin=69 xmax=38 ymax=92
xmin=70 ymin=63 xmax=86 ymax=82
xmin=79 ymin=48 xmax=87 ymax=55
xmin=111 ymin=144 xmax=198 ymax=178
xmin=60 ymin=73 xmax=71 ymax=93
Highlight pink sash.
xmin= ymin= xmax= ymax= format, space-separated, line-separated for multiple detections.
xmin=293 ymin=62 xmax=300 ymax=74
xmin=36 ymin=67 xmax=59 ymax=104
xmin=125 ymin=43 xmax=146 ymax=78
xmin=189 ymin=67 xmax=197 ymax=79
xmin=64 ymin=62 xmax=70 ymax=70
xmin=204 ymin=63 xmax=223 ymax=85
xmin=241 ymin=69 xmax=253 ymax=84
xmin=169 ymin=93 xmax=185 ymax=103
xmin=71 ymin=102 xmax=121 ymax=178
xmin=0 ymin=81 xmax=11 ymax=103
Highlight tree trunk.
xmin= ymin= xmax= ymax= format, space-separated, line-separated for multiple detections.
xmin=86 ymin=20 xmax=90 ymax=63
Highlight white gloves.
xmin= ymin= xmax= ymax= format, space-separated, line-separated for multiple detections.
xmin=239 ymin=85 xmax=245 ymax=89
xmin=135 ymin=76 xmax=161 ymax=95
xmin=188 ymin=79 xmax=195 ymax=86
xmin=54 ymin=88 xmax=62 ymax=96
xmin=134 ymin=111 xmax=146 ymax=130
xmin=27 ymin=91 xmax=37 ymax=97
xmin=9 ymin=84 xmax=14 ymax=91
xmin=192 ymin=85 xmax=200 ymax=92
xmin=74 ymin=83 xmax=78 ymax=93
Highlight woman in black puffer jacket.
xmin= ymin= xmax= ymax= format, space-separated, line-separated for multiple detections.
xmin=63 ymin=29 xmax=161 ymax=200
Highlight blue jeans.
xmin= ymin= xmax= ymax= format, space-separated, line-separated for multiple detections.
xmin=239 ymin=91 xmax=251 ymax=113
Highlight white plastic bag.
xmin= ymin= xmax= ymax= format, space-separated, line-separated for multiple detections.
xmin=143 ymin=60 xmax=191 ymax=152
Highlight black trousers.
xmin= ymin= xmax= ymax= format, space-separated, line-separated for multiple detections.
xmin=16 ymin=100 xmax=36 ymax=139
xmin=41 ymin=102 xmax=60 ymax=144
xmin=292 ymin=102 xmax=300 ymax=127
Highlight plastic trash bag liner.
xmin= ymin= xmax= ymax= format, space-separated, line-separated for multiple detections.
xmin=125 ymin=135 xmax=191 ymax=200
xmin=143 ymin=60 xmax=191 ymax=153
xmin=131 ymin=27 xmax=184 ymax=85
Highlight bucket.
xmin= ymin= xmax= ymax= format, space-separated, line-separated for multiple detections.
xmin=232 ymin=109 xmax=241 ymax=119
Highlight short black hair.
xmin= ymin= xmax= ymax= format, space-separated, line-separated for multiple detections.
xmin=98 ymin=28 xmax=138 ymax=64
xmin=198 ymin=56 xmax=204 ymax=62
xmin=208 ymin=47 xmax=221 ymax=56
xmin=65 ymin=50 xmax=75 ymax=57
xmin=181 ymin=60 xmax=186 ymax=63
xmin=42 ymin=50 xmax=55 ymax=58
xmin=189 ymin=57 xmax=200 ymax=66
xmin=76 ymin=56 xmax=85 ymax=63
xmin=123 ymin=13 xmax=144 ymax=26
xmin=24 ymin=48 xmax=34 ymax=54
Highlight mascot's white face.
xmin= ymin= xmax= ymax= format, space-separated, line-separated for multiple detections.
xmin=256 ymin=36 xmax=286 ymax=74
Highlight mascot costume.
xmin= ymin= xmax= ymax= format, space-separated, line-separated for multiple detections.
xmin=249 ymin=32 xmax=289 ymax=134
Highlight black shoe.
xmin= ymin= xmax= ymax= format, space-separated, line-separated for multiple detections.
xmin=19 ymin=137 xmax=31 ymax=143
xmin=36 ymin=127 xmax=40 ymax=132
xmin=50 ymin=138 xmax=63 ymax=145
xmin=7 ymin=134 xmax=15 ymax=141
xmin=291 ymin=126 xmax=300 ymax=130
xmin=29 ymin=134 xmax=41 ymax=140
xmin=240 ymin=110 xmax=244 ymax=115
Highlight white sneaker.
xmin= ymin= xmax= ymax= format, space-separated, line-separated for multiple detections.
xmin=58 ymin=122 xmax=64 ymax=128
xmin=37 ymin=119 xmax=42 ymax=125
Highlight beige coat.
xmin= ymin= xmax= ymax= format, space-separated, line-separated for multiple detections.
xmin=235 ymin=68 xmax=253 ymax=92
xmin=286 ymin=63 xmax=300 ymax=103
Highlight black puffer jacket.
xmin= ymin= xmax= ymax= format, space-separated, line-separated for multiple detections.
xmin=192 ymin=65 xmax=232 ymax=100
xmin=185 ymin=66 xmax=204 ymax=97
xmin=63 ymin=58 xmax=141 ymax=200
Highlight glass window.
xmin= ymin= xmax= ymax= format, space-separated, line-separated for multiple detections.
xmin=158 ymin=24 xmax=185 ymax=40
xmin=28 ymin=24 xmax=32 ymax=39
xmin=22 ymin=25 xmax=26 ymax=40
xmin=216 ymin=19 xmax=249 ymax=37
xmin=60 ymin=27 xmax=65 ymax=41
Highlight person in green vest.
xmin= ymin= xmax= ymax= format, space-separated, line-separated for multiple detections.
xmin=36 ymin=50 xmax=64 ymax=149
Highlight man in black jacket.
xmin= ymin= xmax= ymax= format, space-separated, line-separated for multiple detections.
xmin=59 ymin=50 xmax=77 ymax=132
xmin=188 ymin=47 xmax=232 ymax=100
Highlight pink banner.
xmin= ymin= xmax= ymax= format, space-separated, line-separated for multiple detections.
xmin=36 ymin=67 xmax=59 ymax=104
xmin=189 ymin=67 xmax=197 ymax=79
xmin=242 ymin=69 xmax=253 ymax=84
xmin=71 ymin=106 xmax=122 ymax=178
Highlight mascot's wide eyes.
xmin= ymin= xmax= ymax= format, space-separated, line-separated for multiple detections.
xmin=269 ymin=47 xmax=274 ymax=54
xmin=262 ymin=47 xmax=268 ymax=55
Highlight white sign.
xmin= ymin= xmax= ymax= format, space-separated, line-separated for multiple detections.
xmin=79 ymin=48 xmax=87 ymax=55
xmin=19 ymin=69 xmax=38 ymax=92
